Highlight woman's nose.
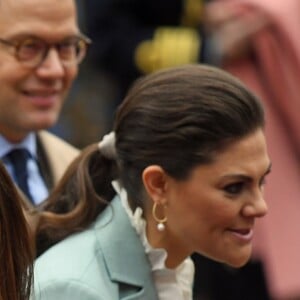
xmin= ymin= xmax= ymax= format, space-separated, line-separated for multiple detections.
xmin=242 ymin=192 xmax=268 ymax=218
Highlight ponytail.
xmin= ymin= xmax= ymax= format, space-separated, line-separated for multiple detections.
xmin=36 ymin=144 xmax=117 ymax=256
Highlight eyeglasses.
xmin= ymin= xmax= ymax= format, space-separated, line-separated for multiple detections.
xmin=0 ymin=35 xmax=91 ymax=68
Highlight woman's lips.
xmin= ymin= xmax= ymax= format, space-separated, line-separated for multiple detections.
xmin=228 ymin=228 xmax=254 ymax=242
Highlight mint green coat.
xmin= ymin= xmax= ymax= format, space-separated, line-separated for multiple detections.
xmin=33 ymin=197 xmax=159 ymax=300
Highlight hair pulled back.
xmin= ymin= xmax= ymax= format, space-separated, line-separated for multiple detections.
xmin=37 ymin=64 xmax=264 ymax=254
xmin=115 ymin=64 xmax=264 ymax=206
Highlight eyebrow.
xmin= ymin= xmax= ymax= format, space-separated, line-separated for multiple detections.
xmin=220 ymin=162 xmax=272 ymax=181
xmin=5 ymin=32 xmax=84 ymax=42
xmin=265 ymin=162 xmax=272 ymax=175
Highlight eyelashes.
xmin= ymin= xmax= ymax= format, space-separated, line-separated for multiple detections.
xmin=223 ymin=176 xmax=267 ymax=196
xmin=223 ymin=182 xmax=245 ymax=195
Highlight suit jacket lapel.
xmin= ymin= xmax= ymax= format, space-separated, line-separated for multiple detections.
xmin=37 ymin=131 xmax=79 ymax=185
xmin=94 ymin=197 xmax=159 ymax=300
xmin=36 ymin=135 xmax=54 ymax=190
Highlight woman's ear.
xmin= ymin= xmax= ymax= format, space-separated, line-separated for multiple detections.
xmin=142 ymin=165 xmax=168 ymax=204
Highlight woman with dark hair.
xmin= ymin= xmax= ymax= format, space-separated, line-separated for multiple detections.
xmin=0 ymin=163 xmax=33 ymax=300
xmin=34 ymin=64 xmax=271 ymax=299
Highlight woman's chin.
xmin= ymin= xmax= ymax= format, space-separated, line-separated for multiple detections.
xmin=197 ymin=245 xmax=252 ymax=268
xmin=224 ymin=252 xmax=252 ymax=268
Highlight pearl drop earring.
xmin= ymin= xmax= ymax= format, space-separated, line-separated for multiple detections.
xmin=157 ymin=222 xmax=165 ymax=232
xmin=152 ymin=202 xmax=167 ymax=232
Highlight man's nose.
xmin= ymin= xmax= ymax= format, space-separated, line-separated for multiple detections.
xmin=35 ymin=48 xmax=64 ymax=78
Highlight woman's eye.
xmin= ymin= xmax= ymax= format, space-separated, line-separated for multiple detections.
xmin=223 ymin=182 xmax=245 ymax=195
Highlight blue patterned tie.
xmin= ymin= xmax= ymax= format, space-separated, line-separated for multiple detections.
xmin=7 ymin=148 xmax=34 ymax=203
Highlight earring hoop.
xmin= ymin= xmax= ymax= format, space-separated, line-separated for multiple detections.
xmin=152 ymin=202 xmax=167 ymax=232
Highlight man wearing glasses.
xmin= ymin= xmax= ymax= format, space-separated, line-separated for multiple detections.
xmin=0 ymin=0 xmax=90 ymax=212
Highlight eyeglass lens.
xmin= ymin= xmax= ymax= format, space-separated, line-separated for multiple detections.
xmin=16 ymin=37 xmax=89 ymax=67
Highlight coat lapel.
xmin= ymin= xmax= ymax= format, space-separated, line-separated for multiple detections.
xmin=94 ymin=197 xmax=159 ymax=300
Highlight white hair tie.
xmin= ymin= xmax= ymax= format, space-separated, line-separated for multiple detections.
xmin=98 ymin=132 xmax=117 ymax=160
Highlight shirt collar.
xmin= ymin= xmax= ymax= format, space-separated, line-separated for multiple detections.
xmin=112 ymin=180 xmax=190 ymax=271
xmin=0 ymin=133 xmax=37 ymax=159
xmin=112 ymin=180 xmax=194 ymax=300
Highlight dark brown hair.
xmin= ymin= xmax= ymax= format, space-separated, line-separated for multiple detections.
xmin=37 ymin=64 xmax=264 ymax=254
xmin=0 ymin=163 xmax=33 ymax=300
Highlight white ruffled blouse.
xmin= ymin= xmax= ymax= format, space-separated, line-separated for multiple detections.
xmin=112 ymin=181 xmax=194 ymax=300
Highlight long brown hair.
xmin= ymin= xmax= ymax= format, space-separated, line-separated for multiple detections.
xmin=36 ymin=64 xmax=265 ymax=255
xmin=0 ymin=163 xmax=33 ymax=300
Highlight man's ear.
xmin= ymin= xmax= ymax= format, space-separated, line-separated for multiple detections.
xmin=142 ymin=165 xmax=168 ymax=204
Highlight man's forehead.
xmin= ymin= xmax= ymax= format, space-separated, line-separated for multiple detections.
xmin=0 ymin=0 xmax=76 ymax=19
xmin=0 ymin=0 xmax=78 ymax=38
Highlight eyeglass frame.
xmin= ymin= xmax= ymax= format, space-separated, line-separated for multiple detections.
xmin=0 ymin=34 xmax=92 ymax=68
